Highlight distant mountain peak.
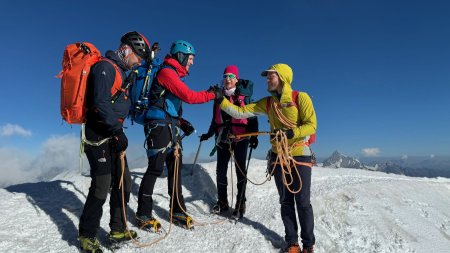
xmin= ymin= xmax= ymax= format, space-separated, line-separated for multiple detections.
xmin=323 ymin=150 xmax=366 ymax=169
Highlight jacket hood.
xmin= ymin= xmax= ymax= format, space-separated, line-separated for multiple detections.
xmin=264 ymin=63 xmax=295 ymax=103
xmin=261 ymin=63 xmax=294 ymax=85
xmin=163 ymin=55 xmax=188 ymax=77
xmin=262 ymin=63 xmax=293 ymax=87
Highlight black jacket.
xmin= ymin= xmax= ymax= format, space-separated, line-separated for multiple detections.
xmin=85 ymin=51 xmax=130 ymax=136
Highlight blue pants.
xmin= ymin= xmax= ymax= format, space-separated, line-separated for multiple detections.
xmin=272 ymin=154 xmax=315 ymax=247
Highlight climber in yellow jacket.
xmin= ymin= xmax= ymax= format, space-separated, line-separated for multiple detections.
xmin=210 ymin=63 xmax=316 ymax=253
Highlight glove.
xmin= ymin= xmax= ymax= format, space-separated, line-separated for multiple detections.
xmin=180 ymin=118 xmax=195 ymax=136
xmin=113 ymin=130 xmax=128 ymax=152
xmin=208 ymin=85 xmax=224 ymax=103
xmin=207 ymin=84 xmax=218 ymax=93
xmin=273 ymin=128 xmax=295 ymax=140
xmin=249 ymin=136 xmax=258 ymax=149
xmin=200 ymin=133 xmax=211 ymax=142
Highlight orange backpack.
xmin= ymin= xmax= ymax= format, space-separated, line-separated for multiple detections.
xmin=58 ymin=42 xmax=123 ymax=124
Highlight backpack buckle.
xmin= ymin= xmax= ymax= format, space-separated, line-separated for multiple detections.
xmin=79 ymin=43 xmax=91 ymax=54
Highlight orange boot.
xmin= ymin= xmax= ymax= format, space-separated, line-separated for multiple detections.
xmin=285 ymin=242 xmax=300 ymax=253
xmin=302 ymin=245 xmax=314 ymax=253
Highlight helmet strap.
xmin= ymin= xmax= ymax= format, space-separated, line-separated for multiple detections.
xmin=181 ymin=54 xmax=189 ymax=67
xmin=173 ymin=52 xmax=189 ymax=66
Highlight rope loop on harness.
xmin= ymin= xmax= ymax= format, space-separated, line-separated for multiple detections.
xmin=79 ymin=123 xmax=112 ymax=173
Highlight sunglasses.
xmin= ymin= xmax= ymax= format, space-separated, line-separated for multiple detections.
xmin=223 ymin=73 xmax=236 ymax=79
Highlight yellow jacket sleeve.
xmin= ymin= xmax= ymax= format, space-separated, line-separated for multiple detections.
xmin=219 ymin=97 xmax=269 ymax=119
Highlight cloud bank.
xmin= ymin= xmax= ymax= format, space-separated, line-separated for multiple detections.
xmin=362 ymin=147 xmax=380 ymax=157
xmin=0 ymin=134 xmax=81 ymax=187
xmin=0 ymin=123 xmax=32 ymax=137
xmin=0 ymin=134 xmax=224 ymax=188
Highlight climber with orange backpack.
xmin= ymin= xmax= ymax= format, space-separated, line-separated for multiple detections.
xmin=209 ymin=63 xmax=317 ymax=253
xmin=59 ymin=31 xmax=151 ymax=253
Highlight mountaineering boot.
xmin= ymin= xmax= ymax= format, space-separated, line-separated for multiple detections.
xmin=136 ymin=215 xmax=162 ymax=233
xmin=78 ymin=236 xmax=103 ymax=253
xmin=284 ymin=242 xmax=300 ymax=253
xmin=302 ymin=245 xmax=314 ymax=253
xmin=231 ymin=201 xmax=246 ymax=220
xmin=107 ymin=230 xmax=138 ymax=251
xmin=108 ymin=229 xmax=138 ymax=243
xmin=211 ymin=200 xmax=229 ymax=214
xmin=171 ymin=212 xmax=194 ymax=230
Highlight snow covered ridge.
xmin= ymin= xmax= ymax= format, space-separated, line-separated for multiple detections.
xmin=1 ymin=159 xmax=450 ymax=252
xmin=322 ymin=150 xmax=450 ymax=178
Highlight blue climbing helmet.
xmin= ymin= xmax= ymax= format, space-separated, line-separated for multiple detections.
xmin=170 ymin=40 xmax=195 ymax=55
xmin=170 ymin=40 xmax=195 ymax=66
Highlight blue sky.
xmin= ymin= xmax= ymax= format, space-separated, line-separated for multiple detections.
xmin=0 ymin=0 xmax=449 ymax=165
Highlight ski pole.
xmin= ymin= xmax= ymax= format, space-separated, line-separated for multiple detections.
xmin=191 ymin=140 xmax=202 ymax=176
xmin=246 ymin=147 xmax=253 ymax=172
xmin=234 ymin=146 xmax=253 ymax=223
xmin=241 ymin=146 xmax=253 ymax=202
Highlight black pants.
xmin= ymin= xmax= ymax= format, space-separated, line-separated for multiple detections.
xmin=79 ymin=126 xmax=132 ymax=238
xmin=137 ymin=124 xmax=186 ymax=217
xmin=216 ymin=139 xmax=249 ymax=204
xmin=272 ymin=154 xmax=315 ymax=247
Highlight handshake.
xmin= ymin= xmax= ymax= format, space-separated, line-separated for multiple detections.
xmin=207 ymin=84 xmax=224 ymax=103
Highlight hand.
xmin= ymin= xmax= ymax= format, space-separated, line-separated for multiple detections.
xmin=180 ymin=118 xmax=195 ymax=136
xmin=200 ymin=133 xmax=211 ymax=142
xmin=208 ymin=84 xmax=223 ymax=103
xmin=113 ymin=130 xmax=128 ymax=152
xmin=207 ymin=85 xmax=217 ymax=93
xmin=249 ymin=136 xmax=258 ymax=149
xmin=272 ymin=128 xmax=294 ymax=140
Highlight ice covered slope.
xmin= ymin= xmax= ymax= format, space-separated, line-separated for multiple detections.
xmin=1 ymin=159 xmax=449 ymax=252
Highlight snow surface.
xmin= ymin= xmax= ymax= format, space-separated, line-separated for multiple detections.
xmin=1 ymin=159 xmax=450 ymax=253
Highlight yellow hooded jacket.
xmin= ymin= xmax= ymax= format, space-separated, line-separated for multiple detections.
xmin=219 ymin=64 xmax=317 ymax=156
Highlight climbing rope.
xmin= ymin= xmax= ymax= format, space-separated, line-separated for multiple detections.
xmin=79 ymin=123 xmax=112 ymax=173
xmin=229 ymin=131 xmax=313 ymax=195
xmin=172 ymin=143 xmax=229 ymax=227
xmin=128 ymin=140 xmax=228 ymax=249
xmin=117 ymin=151 xmax=173 ymax=249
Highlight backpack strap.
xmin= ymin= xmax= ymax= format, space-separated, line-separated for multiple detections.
xmin=152 ymin=64 xmax=178 ymax=92
xmin=155 ymin=64 xmax=182 ymax=115
xmin=292 ymin=90 xmax=299 ymax=110
xmin=265 ymin=96 xmax=272 ymax=113
xmin=292 ymin=90 xmax=316 ymax=146
xmin=100 ymin=58 xmax=123 ymax=97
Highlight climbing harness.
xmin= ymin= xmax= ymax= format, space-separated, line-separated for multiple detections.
xmin=79 ymin=123 xmax=112 ymax=173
